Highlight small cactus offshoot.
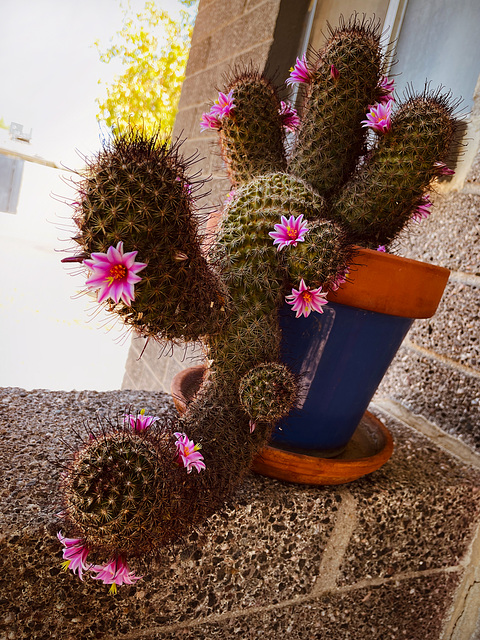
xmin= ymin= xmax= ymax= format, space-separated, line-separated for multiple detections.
xmin=239 ymin=363 xmax=298 ymax=432
xmin=59 ymin=14 xmax=461 ymax=591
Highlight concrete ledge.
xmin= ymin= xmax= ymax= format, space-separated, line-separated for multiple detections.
xmin=1 ymin=388 xmax=479 ymax=639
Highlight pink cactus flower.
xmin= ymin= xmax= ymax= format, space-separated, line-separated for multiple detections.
xmin=200 ymin=91 xmax=234 ymax=131
xmin=249 ymin=420 xmax=256 ymax=434
xmin=285 ymin=279 xmax=329 ymax=318
xmin=225 ymin=190 xmax=236 ymax=205
xmin=57 ymin=532 xmax=91 ymax=581
xmin=200 ymin=111 xmax=221 ymax=131
xmin=330 ymin=270 xmax=349 ymax=291
xmin=91 ymin=556 xmax=142 ymax=595
xmin=378 ymin=76 xmax=395 ymax=103
xmin=124 ymin=408 xmax=159 ymax=432
xmin=412 ymin=195 xmax=432 ymax=222
xmin=279 ymin=101 xmax=300 ymax=132
xmin=174 ymin=432 xmax=206 ymax=473
xmin=210 ymin=90 xmax=235 ymax=118
xmin=330 ymin=64 xmax=340 ymax=80
xmin=84 ymin=241 xmax=146 ymax=306
xmin=286 ymin=54 xmax=312 ymax=86
xmin=434 ymin=161 xmax=455 ymax=176
xmin=361 ymin=100 xmax=393 ymax=133
xmin=377 ymin=245 xmax=386 ymax=252
xmin=175 ymin=176 xmax=192 ymax=195
xmin=269 ymin=214 xmax=309 ymax=250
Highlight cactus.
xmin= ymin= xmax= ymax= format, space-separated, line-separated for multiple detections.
xmin=329 ymin=89 xmax=458 ymax=246
xmin=289 ymin=15 xmax=385 ymax=198
xmin=59 ymin=14 xmax=460 ymax=590
xmin=219 ymin=69 xmax=287 ymax=185
xmin=70 ymin=131 xmax=229 ymax=342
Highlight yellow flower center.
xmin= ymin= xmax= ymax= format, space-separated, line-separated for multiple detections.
xmin=286 ymin=226 xmax=297 ymax=239
xmin=303 ymin=291 xmax=312 ymax=304
xmin=109 ymin=264 xmax=127 ymax=280
xmin=184 ymin=446 xmax=190 ymax=456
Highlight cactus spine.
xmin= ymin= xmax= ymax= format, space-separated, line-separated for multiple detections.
xmin=289 ymin=15 xmax=384 ymax=198
xmin=220 ymin=70 xmax=287 ymax=185
xmin=330 ymin=91 xmax=458 ymax=246
xmin=73 ymin=131 xmax=228 ymax=342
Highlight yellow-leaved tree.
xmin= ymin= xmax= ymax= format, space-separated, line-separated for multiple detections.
xmin=95 ymin=0 xmax=198 ymax=137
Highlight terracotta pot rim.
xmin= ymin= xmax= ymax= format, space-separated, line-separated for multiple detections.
xmin=328 ymin=246 xmax=450 ymax=319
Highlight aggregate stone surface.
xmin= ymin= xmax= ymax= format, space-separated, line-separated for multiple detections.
xmin=407 ymin=279 xmax=480 ymax=369
xmin=394 ymin=192 xmax=480 ymax=275
xmin=339 ymin=410 xmax=480 ymax=584
xmin=1 ymin=387 xmax=479 ymax=639
xmin=149 ymin=574 xmax=460 ymax=640
xmin=379 ymin=348 xmax=480 ymax=452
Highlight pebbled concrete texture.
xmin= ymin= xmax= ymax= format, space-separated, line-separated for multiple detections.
xmin=407 ymin=280 xmax=480 ymax=369
xmin=148 ymin=574 xmax=461 ymax=640
xmin=339 ymin=411 xmax=480 ymax=585
xmin=1 ymin=388 xmax=480 ymax=640
xmin=395 ymin=192 xmax=480 ymax=275
xmin=378 ymin=347 xmax=480 ymax=453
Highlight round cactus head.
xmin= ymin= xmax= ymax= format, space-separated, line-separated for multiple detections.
xmin=62 ymin=421 xmax=185 ymax=558
xmin=239 ymin=362 xmax=298 ymax=428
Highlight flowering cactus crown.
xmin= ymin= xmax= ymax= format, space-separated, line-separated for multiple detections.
xmin=59 ymin=14 xmax=460 ymax=591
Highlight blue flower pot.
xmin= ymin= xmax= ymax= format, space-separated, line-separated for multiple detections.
xmin=271 ymin=248 xmax=450 ymax=457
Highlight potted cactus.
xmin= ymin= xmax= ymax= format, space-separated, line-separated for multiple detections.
xmin=57 ymin=15 xmax=459 ymax=592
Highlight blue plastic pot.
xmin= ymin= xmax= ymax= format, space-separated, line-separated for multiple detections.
xmin=271 ymin=247 xmax=450 ymax=457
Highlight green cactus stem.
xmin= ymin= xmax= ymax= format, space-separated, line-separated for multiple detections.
xmin=63 ymin=425 xmax=176 ymax=556
xmin=219 ymin=69 xmax=287 ymax=186
xmin=239 ymin=363 xmax=298 ymax=427
xmin=71 ymin=130 xmax=229 ymax=342
xmin=330 ymin=89 xmax=459 ymax=247
xmin=289 ymin=14 xmax=385 ymax=198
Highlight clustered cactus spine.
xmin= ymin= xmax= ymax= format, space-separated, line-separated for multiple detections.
xmin=72 ymin=132 xmax=228 ymax=343
xmin=330 ymin=91 xmax=458 ymax=246
xmin=290 ymin=15 xmax=384 ymax=198
xmin=219 ymin=70 xmax=287 ymax=185
xmin=59 ymin=15 xmax=460 ymax=586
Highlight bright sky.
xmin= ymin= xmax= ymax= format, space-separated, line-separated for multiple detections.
xmin=0 ymin=0 xmax=188 ymax=391
xmin=1 ymin=0 xmax=185 ymax=168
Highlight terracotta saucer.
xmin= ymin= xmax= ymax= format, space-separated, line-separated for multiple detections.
xmin=171 ymin=366 xmax=394 ymax=486
xmin=251 ymin=411 xmax=393 ymax=485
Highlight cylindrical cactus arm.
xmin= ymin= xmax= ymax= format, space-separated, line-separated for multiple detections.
xmin=70 ymin=130 xmax=229 ymax=342
xmin=289 ymin=15 xmax=384 ymax=199
xmin=330 ymin=91 xmax=459 ymax=248
xmin=218 ymin=70 xmax=287 ymax=186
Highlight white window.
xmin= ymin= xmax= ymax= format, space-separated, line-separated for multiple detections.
xmin=0 ymin=154 xmax=24 ymax=214
xmin=386 ymin=0 xmax=480 ymax=113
